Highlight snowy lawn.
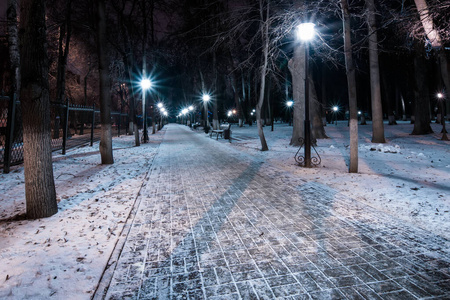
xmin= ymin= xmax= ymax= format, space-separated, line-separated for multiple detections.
xmin=0 ymin=130 xmax=164 ymax=299
xmin=228 ymin=120 xmax=450 ymax=240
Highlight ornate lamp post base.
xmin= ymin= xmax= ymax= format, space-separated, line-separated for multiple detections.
xmin=294 ymin=137 xmax=321 ymax=167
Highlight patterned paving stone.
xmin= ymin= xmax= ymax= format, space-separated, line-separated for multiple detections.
xmin=101 ymin=124 xmax=450 ymax=299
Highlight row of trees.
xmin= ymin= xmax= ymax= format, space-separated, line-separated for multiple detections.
xmin=3 ymin=0 xmax=449 ymax=218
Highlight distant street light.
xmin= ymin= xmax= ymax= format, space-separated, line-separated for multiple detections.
xmin=202 ymin=94 xmax=210 ymax=133
xmin=287 ymin=100 xmax=294 ymax=126
xmin=437 ymin=93 xmax=448 ymax=141
xmin=332 ymin=106 xmax=339 ymax=126
xmin=141 ymin=78 xmax=152 ymax=143
xmin=296 ymin=22 xmax=315 ymax=167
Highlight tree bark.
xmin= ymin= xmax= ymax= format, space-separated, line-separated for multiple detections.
xmin=310 ymin=77 xmax=328 ymax=139
xmin=96 ymin=0 xmax=114 ymax=164
xmin=56 ymin=0 xmax=72 ymax=105
xmin=366 ymin=0 xmax=385 ymax=143
xmin=7 ymin=0 xmax=22 ymax=145
xmin=20 ymin=0 xmax=58 ymax=219
xmin=413 ymin=0 xmax=450 ymax=115
xmin=341 ymin=0 xmax=359 ymax=173
xmin=288 ymin=45 xmax=305 ymax=146
xmin=7 ymin=0 xmax=20 ymax=98
xmin=412 ymin=44 xmax=433 ymax=135
xmin=256 ymin=0 xmax=269 ymax=151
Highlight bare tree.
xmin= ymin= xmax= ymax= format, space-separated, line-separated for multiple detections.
xmin=366 ymin=0 xmax=385 ymax=143
xmin=19 ymin=0 xmax=58 ymax=218
xmin=288 ymin=44 xmax=306 ymax=146
xmin=340 ymin=0 xmax=358 ymax=173
xmin=413 ymin=0 xmax=450 ymax=115
xmin=95 ymin=0 xmax=114 ymax=164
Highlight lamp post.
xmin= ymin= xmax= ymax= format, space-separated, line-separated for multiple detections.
xmin=333 ymin=106 xmax=339 ymax=125
xmin=296 ymin=22 xmax=315 ymax=168
xmin=141 ymin=78 xmax=151 ymax=143
xmin=202 ymin=94 xmax=210 ymax=133
xmin=437 ymin=93 xmax=448 ymax=141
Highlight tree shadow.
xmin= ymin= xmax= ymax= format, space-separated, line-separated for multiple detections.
xmin=132 ymin=161 xmax=262 ymax=299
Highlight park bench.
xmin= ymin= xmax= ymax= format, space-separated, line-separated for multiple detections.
xmin=210 ymin=123 xmax=231 ymax=142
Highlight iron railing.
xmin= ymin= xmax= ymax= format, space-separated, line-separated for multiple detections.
xmin=0 ymin=94 xmax=129 ymax=173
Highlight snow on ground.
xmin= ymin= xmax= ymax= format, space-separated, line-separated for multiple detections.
xmin=228 ymin=120 xmax=450 ymax=241
xmin=0 ymin=131 xmax=164 ymax=299
xmin=0 ymin=120 xmax=448 ymax=299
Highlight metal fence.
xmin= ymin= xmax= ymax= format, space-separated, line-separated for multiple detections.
xmin=0 ymin=93 xmax=129 ymax=173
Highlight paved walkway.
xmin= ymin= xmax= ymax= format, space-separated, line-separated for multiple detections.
xmin=100 ymin=124 xmax=449 ymax=299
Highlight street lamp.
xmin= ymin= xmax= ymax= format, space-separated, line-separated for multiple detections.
xmin=333 ymin=106 xmax=339 ymax=125
xmin=202 ymin=94 xmax=210 ymax=133
xmin=141 ymin=78 xmax=152 ymax=143
xmin=437 ymin=92 xmax=448 ymax=141
xmin=287 ymin=100 xmax=294 ymax=126
xmin=296 ymin=22 xmax=315 ymax=167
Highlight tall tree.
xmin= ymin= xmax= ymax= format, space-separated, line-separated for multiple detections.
xmin=95 ymin=0 xmax=114 ymax=164
xmin=340 ymin=0 xmax=358 ymax=173
xmin=289 ymin=44 xmax=306 ymax=146
xmin=366 ymin=0 xmax=385 ymax=143
xmin=55 ymin=0 xmax=72 ymax=105
xmin=256 ymin=0 xmax=270 ymax=151
xmin=413 ymin=0 xmax=450 ymax=116
xmin=19 ymin=0 xmax=58 ymax=218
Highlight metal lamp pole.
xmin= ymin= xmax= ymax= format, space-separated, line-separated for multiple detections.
xmin=141 ymin=78 xmax=151 ymax=143
xmin=203 ymin=94 xmax=210 ymax=133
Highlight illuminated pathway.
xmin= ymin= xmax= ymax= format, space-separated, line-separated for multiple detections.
xmin=98 ymin=124 xmax=450 ymax=299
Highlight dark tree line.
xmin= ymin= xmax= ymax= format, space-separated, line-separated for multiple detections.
xmin=2 ymin=0 xmax=449 ymax=217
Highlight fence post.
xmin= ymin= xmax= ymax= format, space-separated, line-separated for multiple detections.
xmin=90 ymin=104 xmax=95 ymax=146
xmin=62 ymin=98 xmax=69 ymax=155
xmin=3 ymin=94 xmax=16 ymax=173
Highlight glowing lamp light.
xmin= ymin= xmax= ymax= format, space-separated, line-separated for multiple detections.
xmin=202 ymin=94 xmax=210 ymax=102
xmin=437 ymin=93 xmax=444 ymax=99
xmin=160 ymin=107 xmax=166 ymax=112
xmin=232 ymin=109 xmax=237 ymax=114
xmin=287 ymin=100 xmax=294 ymax=107
xmin=182 ymin=108 xmax=188 ymax=115
xmin=252 ymin=109 xmax=256 ymax=113
xmin=189 ymin=105 xmax=194 ymax=111
xmin=333 ymin=106 xmax=339 ymax=112
xmin=141 ymin=78 xmax=151 ymax=90
xmin=358 ymin=111 xmax=361 ymax=115
xmin=296 ymin=23 xmax=315 ymax=41
xmin=250 ymin=112 xmax=254 ymax=116
xmin=227 ymin=111 xmax=232 ymax=117
xmin=157 ymin=103 xmax=163 ymax=108
xmin=163 ymin=111 xmax=168 ymax=116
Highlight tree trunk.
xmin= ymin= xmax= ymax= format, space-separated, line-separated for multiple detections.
xmin=413 ymin=0 xmax=450 ymax=115
xmin=256 ymin=0 xmax=269 ymax=151
xmin=366 ymin=0 xmax=385 ymax=143
xmin=20 ymin=0 xmax=58 ymax=219
xmin=341 ymin=0 xmax=359 ymax=173
xmin=412 ymin=44 xmax=433 ymax=135
xmin=96 ymin=0 xmax=114 ymax=164
xmin=56 ymin=0 xmax=72 ymax=105
xmin=7 ymin=0 xmax=20 ymax=98
xmin=7 ymin=0 xmax=22 ymax=145
xmin=310 ymin=77 xmax=328 ymax=139
xmin=288 ymin=45 xmax=305 ymax=146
